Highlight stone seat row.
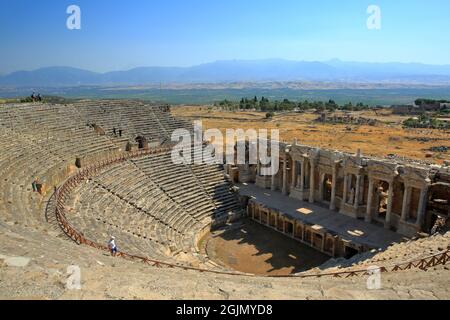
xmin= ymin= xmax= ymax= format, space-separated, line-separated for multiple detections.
xmin=71 ymin=177 xmax=206 ymax=257
xmin=89 ymin=163 xmax=203 ymax=232
xmin=315 ymin=232 xmax=450 ymax=273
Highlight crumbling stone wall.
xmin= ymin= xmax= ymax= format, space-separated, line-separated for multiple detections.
xmin=316 ymin=113 xmax=378 ymax=126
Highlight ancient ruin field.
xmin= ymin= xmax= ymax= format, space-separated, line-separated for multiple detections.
xmin=172 ymin=106 xmax=450 ymax=164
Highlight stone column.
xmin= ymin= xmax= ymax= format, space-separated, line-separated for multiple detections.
xmin=416 ymin=186 xmax=429 ymax=228
xmin=385 ymin=181 xmax=394 ymax=229
xmin=330 ymin=165 xmax=337 ymax=211
xmin=358 ymin=175 xmax=365 ymax=204
xmin=271 ymin=171 xmax=276 ymax=191
xmin=401 ymin=185 xmax=412 ymax=222
xmin=318 ymin=173 xmax=325 ymax=202
xmin=342 ymin=174 xmax=348 ymax=205
xmin=353 ymin=174 xmax=361 ymax=209
xmin=293 ymin=221 xmax=297 ymax=238
xmin=365 ymin=178 xmax=374 ymax=222
xmin=291 ymin=160 xmax=297 ymax=189
xmin=299 ymin=160 xmax=305 ymax=190
xmin=309 ymin=159 xmax=315 ymax=203
xmin=331 ymin=239 xmax=336 ymax=258
xmin=270 ymin=213 xmax=276 ymax=229
xmin=282 ymin=155 xmax=288 ymax=195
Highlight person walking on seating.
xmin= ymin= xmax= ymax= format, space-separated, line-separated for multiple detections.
xmin=108 ymin=236 xmax=118 ymax=257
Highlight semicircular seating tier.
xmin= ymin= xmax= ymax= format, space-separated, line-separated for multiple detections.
xmin=0 ymin=101 xmax=243 ymax=269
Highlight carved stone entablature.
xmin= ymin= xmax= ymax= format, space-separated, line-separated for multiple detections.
xmin=318 ymin=149 xmax=335 ymax=159
xmin=331 ymin=152 xmax=344 ymax=166
xmin=342 ymin=156 xmax=366 ymax=175
xmin=279 ymin=141 xmax=288 ymax=151
xmin=400 ymin=165 xmax=432 ymax=188
xmin=344 ymin=153 xmax=367 ymax=165
xmin=367 ymin=160 xmax=399 ymax=182
xmin=290 ymin=144 xmax=310 ymax=160
xmin=435 ymin=169 xmax=450 ymax=181
xmin=284 ymin=143 xmax=292 ymax=152
xmin=317 ymin=151 xmax=343 ymax=173
xmin=308 ymin=148 xmax=320 ymax=166
xmin=318 ymin=163 xmax=332 ymax=174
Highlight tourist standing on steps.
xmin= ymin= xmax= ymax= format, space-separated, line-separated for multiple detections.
xmin=31 ymin=179 xmax=37 ymax=192
xmin=108 ymin=236 xmax=118 ymax=257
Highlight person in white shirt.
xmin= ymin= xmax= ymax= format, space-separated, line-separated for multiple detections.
xmin=108 ymin=236 xmax=118 ymax=257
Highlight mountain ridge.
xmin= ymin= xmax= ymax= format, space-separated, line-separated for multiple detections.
xmin=2 ymin=59 xmax=450 ymax=87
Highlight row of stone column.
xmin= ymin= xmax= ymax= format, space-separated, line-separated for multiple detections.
xmin=290 ymin=157 xmax=339 ymax=209
xmin=365 ymin=179 xmax=428 ymax=228
xmin=275 ymin=155 xmax=429 ymax=231
xmin=264 ymin=153 xmax=428 ymax=232
xmin=248 ymin=203 xmax=333 ymax=256
xmin=289 ymin=157 xmax=316 ymax=203
xmin=268 ymin=152 xmax=291 ymax=195
xmin=342 ymin=173 xmax=363 ymax=208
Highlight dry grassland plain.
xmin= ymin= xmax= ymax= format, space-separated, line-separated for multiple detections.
xmin=172 ymin=106 xmax=450 ymax=164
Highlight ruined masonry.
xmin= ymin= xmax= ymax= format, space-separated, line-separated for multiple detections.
xmin=228 ymin=140 xmax=450 ymax=258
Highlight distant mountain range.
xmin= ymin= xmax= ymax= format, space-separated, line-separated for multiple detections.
xmin=2 ymin=59 xmax=450 ymax=87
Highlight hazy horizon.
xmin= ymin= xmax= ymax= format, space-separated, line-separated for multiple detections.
xmin=5 ymin=58 xmax=450 ymax=75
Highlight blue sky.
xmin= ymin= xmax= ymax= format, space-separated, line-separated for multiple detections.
xmin=1 ymin=0 xmax=450 ymax=74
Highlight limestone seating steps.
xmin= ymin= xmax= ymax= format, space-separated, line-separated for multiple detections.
xmin=0 ymin=101 xmax=241 ymax=270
